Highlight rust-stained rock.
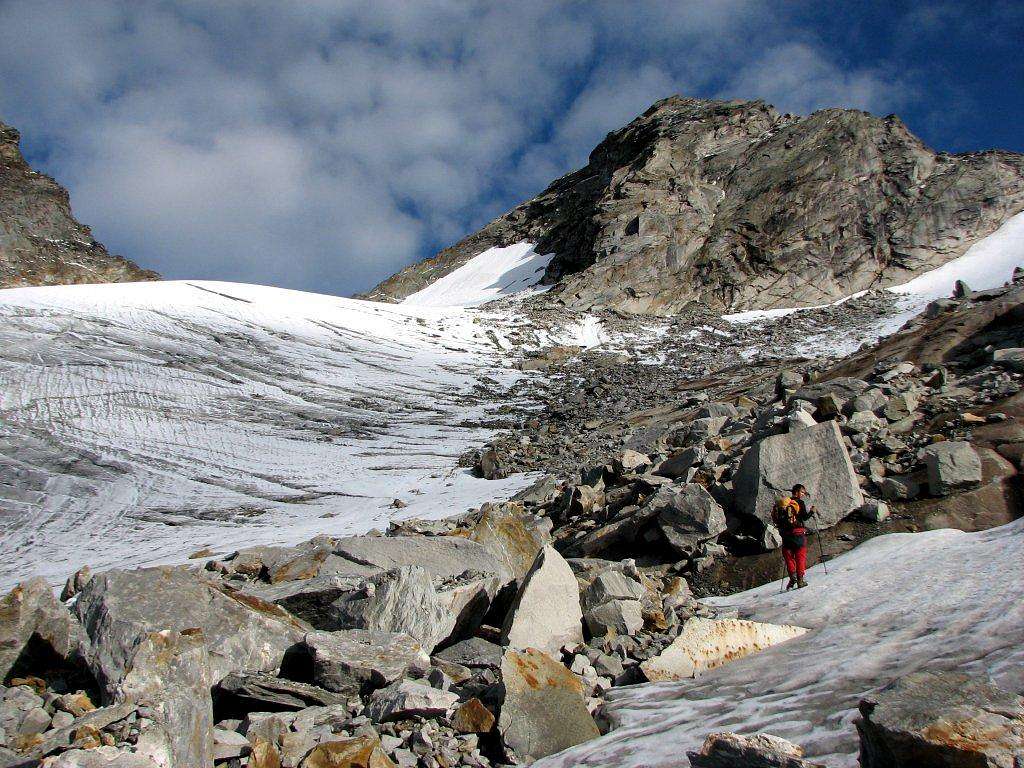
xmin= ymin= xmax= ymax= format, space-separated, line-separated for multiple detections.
xmin=300 ymin=735 xmax=396 ymax=768
xmin=451 ymin=698 xmax=495 ymax=734
xmin=250 ymin=738 xmax=283 ymax=768
xmin=640 ymin=617 xmax=807 ymax=682
xmin=469 ymin=502 xmax=548 ymax=586
xmin=856 ymin=670 xmax=1024 ymax=768
xmin=498 ymin=648 xmax=599 ymax=762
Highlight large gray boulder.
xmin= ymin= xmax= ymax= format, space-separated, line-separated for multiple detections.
xmin=329 ymin=566 xmax=456 ymax=653
xmin=646 ymin=484 xmax=727 ymax=556
xmin=734 ymin=421 xmax=864 ymax=535
xmin=74 ymin=566 xmax=306 ymax=693
xmin=498 ymin=648 xmax=600 ymax=763
xmin=688 ymin=732 xmax=824 ymax=767
xmin=0 ymin=577 xmax=85 ymax=680
xmin=501 ymin=547 xmax=583 ymax=656
xmin=919 ymin=441 xmax=983 ymax=496
xmin=115 ymin=629 xmax=214 ymax=768
xmin=303 ymin=629 xmax=429 ymax=696
xmin=856 ymin=670 xmax=1024 ymax=768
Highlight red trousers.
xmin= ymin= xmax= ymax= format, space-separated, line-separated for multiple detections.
xmin=782 ymin=543 xmax=807 ymax=579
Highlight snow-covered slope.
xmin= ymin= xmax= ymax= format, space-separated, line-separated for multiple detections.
xmin=0 ymin=280 xmax=536 ymax=590
xmin=402 ymin=243 xmax=553 ymax=307
xmin=539 ymin=519 xmax=1024 ymax=768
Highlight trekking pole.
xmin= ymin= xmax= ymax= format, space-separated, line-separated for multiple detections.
xmin=816 ymin=531 xmax=829 ymax=575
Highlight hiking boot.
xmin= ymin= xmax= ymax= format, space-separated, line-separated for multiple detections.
xmin=786 ymin=578 xmax=797 ymax=591
xmin=797 ymin=578 xmax=808 ymax=588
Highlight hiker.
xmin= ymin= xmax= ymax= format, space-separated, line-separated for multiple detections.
xmin=774 ymin=483 xmax=815 ymax=590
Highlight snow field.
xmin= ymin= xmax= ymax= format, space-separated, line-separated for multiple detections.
xmin=540 ymin=519 xmax=1024 ymax=768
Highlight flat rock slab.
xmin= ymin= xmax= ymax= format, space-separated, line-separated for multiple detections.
xmin=365 ymin=680 xmax=458 ymax=723
xmin=498 ymin=648 xmax=600 ymax=763
xmin=432 ymin=637 xmax=503 ymax=669
xmin=501 ymin=546 xmax=583 ymax=656
xmin=734 ymin=420 xmax=864 ymax=533
xmin=326 ymin=536 xmax=508 ymax=583
xmin=856 ymin=670 xmax=1024 ymax=768
xmin=216 ymin=672 xmax=350 ymax=711
xmin=641 ymin=618 xmax=808 ymax=682
xmin=303 ymin=629 xmax=429 ymax=696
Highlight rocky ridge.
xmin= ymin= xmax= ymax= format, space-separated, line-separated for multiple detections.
xmin=0 ymin=122 xmax=157 ymax=288
xmin=366 ymin=97 xmax=1024 ymax=315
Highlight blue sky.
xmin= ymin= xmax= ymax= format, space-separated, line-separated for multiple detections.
xmin=1 ymin=1 xmax=1021 ymax=297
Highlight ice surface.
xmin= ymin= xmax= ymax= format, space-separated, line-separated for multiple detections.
xmin=402 ymin=242 xmax=553 ymax=307
xmin=538 ymin=519 xmax=1024 ymax=768
xmin=0 ymin=280 xmax=537 ymax=589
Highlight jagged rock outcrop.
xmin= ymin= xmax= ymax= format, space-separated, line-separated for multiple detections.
xmin=366 ymin=97 xmax=1024 ymax=315
xmin=0 ymin=121 xmax=158 ymax=288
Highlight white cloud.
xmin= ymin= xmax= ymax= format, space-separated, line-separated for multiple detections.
xmin=0 ymin=1 xmax=922 ymax=295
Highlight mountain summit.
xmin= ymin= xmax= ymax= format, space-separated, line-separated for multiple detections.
xmin=367 ymin=96 xmax=1024 ymax=314
xmin=0 ymin=121 xmax=158 ymax=288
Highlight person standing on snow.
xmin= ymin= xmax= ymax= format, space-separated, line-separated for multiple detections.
xmin=773 ymin=483 xmax=815 ymax=590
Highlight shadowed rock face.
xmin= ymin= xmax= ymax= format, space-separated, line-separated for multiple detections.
xmin=0 ymin=122 xmax=158 ymax=288
xmin=366 ymin=96 xmax=1024 ymax=315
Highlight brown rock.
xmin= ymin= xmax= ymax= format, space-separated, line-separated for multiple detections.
xmin=300 ymin=735 xmax=396 ymax=768
xmin=451 ymin=698 xmax=495 ymax=734
xmin=250 ymin=738 xmax=283 ymax=768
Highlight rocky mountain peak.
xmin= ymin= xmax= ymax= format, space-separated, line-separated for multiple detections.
xmin=0 ymin=120 xmax=158 ymax=288
xmin=367 ymin=96 xmax=1024 ymax=315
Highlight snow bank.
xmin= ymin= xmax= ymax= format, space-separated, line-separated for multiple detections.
xmin=538 ymin=519 xmax=1024 ymax=768
xmin=402 ymin=242 xmax=553 ymax=307
xmin=0 ymin=280 xmax=537 ymax=590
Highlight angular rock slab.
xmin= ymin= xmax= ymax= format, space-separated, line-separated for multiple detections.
xmin=688 ymin=732 xmax=825 ymax=768
xmin=641 ymin=618 xmax=808 ymax=682
xmin=501 ymin=546 xmax=583 ymax=656
xmin=0 ymin=577 xmax=85 ymax=680
xmin=856 ymin=670 xmax=1024 ymax=768
xmin=330 ymin=566 xmax=456 ymax=653
xmin=303 ymin=629 xmax=429 ymax=696
xmin=647 ymin=484 xmax=727 ymax=556
xmin=498 ymin=648 xmax=600 ymax=763
xmin=74 ymin=566 xmax=306 ymax=693
xmin=115 ymin=629 xmax=214 ymax=768
xmin=734 ymin=420 xmax=864 ymax=533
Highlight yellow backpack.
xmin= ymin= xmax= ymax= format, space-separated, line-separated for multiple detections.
xmin=772 ymin=496 xmax=800 ymax=529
